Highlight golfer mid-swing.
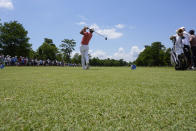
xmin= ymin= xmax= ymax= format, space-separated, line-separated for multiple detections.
xmin=80 ymin=26 xmax=94 ymax=69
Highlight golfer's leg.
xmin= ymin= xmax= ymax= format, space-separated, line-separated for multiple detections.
xmin=82 ymin=52 xmax=87 ymax=69
xmin=80 ymin=46 xmax=86 ymax=69
xmin=85 ymin=46 xmax=89 ymax=69
xmin=85 ymin=51 xmax=89 ymax=64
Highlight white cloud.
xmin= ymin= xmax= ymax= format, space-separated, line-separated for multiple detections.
xmin=90 ymin=24 xmax=123 ymax=39
xmin=130 ymin=46 xmax=143 ymax=59
xmin=113 ymin=46 xmax=144 ymax=62
xmin=113 ymin=48 xmax=128 ymax=60
xmin=90 ymin=50 xmax=109 ymax=59
xmin=76 ymin=21 xmax=86 ymax=26
xmin=0 ymin=0 xmax=13 ymax=10
xmin=98 ymin=28 xmax=123 ymax=39
xmin=115 ymin=24 xmax=125 ymax=29
xmin=88 ymin=46 xmax=144 ymax=62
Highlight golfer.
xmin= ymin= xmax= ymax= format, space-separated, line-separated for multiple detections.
xmin=80 ymin=26 xmax=94 ymax=70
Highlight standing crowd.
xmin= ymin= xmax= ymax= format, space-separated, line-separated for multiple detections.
xmin=0 ymin=55 xmax=79 ymax=68
xmin=170 ymin=27 xmax=196 ymax=70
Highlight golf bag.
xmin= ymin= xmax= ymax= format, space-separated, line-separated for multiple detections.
xmin=131 ymin=64 xmax=136 ymax=70
xmin=170 ymin=41 xmax=188 ymax=70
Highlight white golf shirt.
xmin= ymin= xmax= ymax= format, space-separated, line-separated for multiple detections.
xmin=175 ymin=35 xmax=184 ymax=55
xmin=182 ymin=31 xmax=190 ymax=46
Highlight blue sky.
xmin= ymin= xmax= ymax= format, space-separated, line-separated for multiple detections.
xmin=0 ymin=0 xmax=196 ymax=61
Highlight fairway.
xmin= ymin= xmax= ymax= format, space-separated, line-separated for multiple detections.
xmin=0 ymin=67 xmax=196 ymax=130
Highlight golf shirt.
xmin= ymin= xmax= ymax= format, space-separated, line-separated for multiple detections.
xmin=81 ymin=32 xmax=92 ymax=45
xmin=182 ymin=31 xmax=190 ymax=46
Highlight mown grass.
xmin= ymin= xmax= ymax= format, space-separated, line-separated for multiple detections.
xmin=0 ymin=67 xmax=196 ymax=130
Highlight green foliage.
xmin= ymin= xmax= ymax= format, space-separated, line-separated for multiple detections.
xmin=37 ymin=38 xmax=58 ymax=60
xmin=29 ymin=49 xmax=38 ymax=59
xmin=135 ymin=42 xmax=171 ymax=66
xmin=0 ymin=67 xmax=195 ymax=130
xmin=71 ymin=53 xmax=81 ymax=64
xmin=56 ymin=53 xmax=63 ymax=61
xmin=89 ymin=57 xmax=128 ymax=66
xmin=60 ymin=39 xmax=76 ymax=62
xmin=164 ymin=48 xmax=172 ymax=66
xmin=0 ymin=21 xmax=31 ymax=57
xmin=0 ymin=20 xmax=2 ymax=54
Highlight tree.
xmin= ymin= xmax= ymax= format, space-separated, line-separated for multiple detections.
xmin=150 ymin=42 xmax=165 ymax=66
xmin=0 ymin=21 xmax=31 ymax=57
xmin=29 ymin=49 xmax=38 ymax=59
xmin=135 ymin=42 xmax=170 ymax=66
xmin=119 ymin=59 xmax=126 ymax=66
xmin=56 ymin=53 xmax=63 ymax=61
xmin=71 ymin=53 xmax=81 ymax=64
xmin=135 ymin=45 xmax=153 ymax=66
xmin=164 ymin=48 xmax=171 ymax=66
xmin=60 ymin=39 xmax=76 ymax=63
xmin=90 ymin=57 xmax=99 ymax=66
xmin=37 ymin=38 xmax=58 ymax=60
xmin=0 ymin=19 xmax=2 ymax=54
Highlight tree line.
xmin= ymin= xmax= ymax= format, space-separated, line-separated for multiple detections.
xmin=0 ymin=19 xmax=171 ymax=66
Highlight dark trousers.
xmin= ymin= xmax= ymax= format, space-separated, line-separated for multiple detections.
xmin=183 ymin=45 xmax=191 ymax=67
xmin=191 ymin=46 xmax=196 ymax=67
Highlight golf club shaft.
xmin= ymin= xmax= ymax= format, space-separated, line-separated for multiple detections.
xmin=85 ymin=26 xmax=107 ymax=40
xmin=94 ymin=31 xmax=105 ymax=38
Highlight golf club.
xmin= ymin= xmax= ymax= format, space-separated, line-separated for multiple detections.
xmin=93 ymin=31 xmax=107 ymax=40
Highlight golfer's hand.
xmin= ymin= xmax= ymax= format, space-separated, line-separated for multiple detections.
xmin=84 ymin=26 xmax=89 ymax=29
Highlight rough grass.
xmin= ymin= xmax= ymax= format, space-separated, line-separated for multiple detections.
xmin=0 ymin=67 xmax=196 ymax=130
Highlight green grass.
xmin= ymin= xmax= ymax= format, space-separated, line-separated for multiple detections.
xmin=0 ymin=67 xmax=196 ymax=130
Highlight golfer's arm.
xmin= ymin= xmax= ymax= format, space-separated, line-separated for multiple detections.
xmin=80 ymin=28 xmax=86 ymax=35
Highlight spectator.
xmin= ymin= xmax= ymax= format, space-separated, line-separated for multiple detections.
xmin=175 ymin=29 xmax=184 ymax=55
xmin=189 ymin=30 xmax=196 ymax=69
xmin=180 ymin=27 xmax=192 ymax=68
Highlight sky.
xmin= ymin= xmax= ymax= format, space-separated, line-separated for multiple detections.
xmin=0 ymin=0 xmax=196 ymax=62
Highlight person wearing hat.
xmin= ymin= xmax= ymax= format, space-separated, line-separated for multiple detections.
xmin=80 ymin=26 xmax=94 ymax=70
xmin=175 ymin=29 xmax=184 ymax=55
xmin=180 ymin=27 xmax=190 ymax=48
xmin=189 ymin=30 xmax=196 ymax=69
